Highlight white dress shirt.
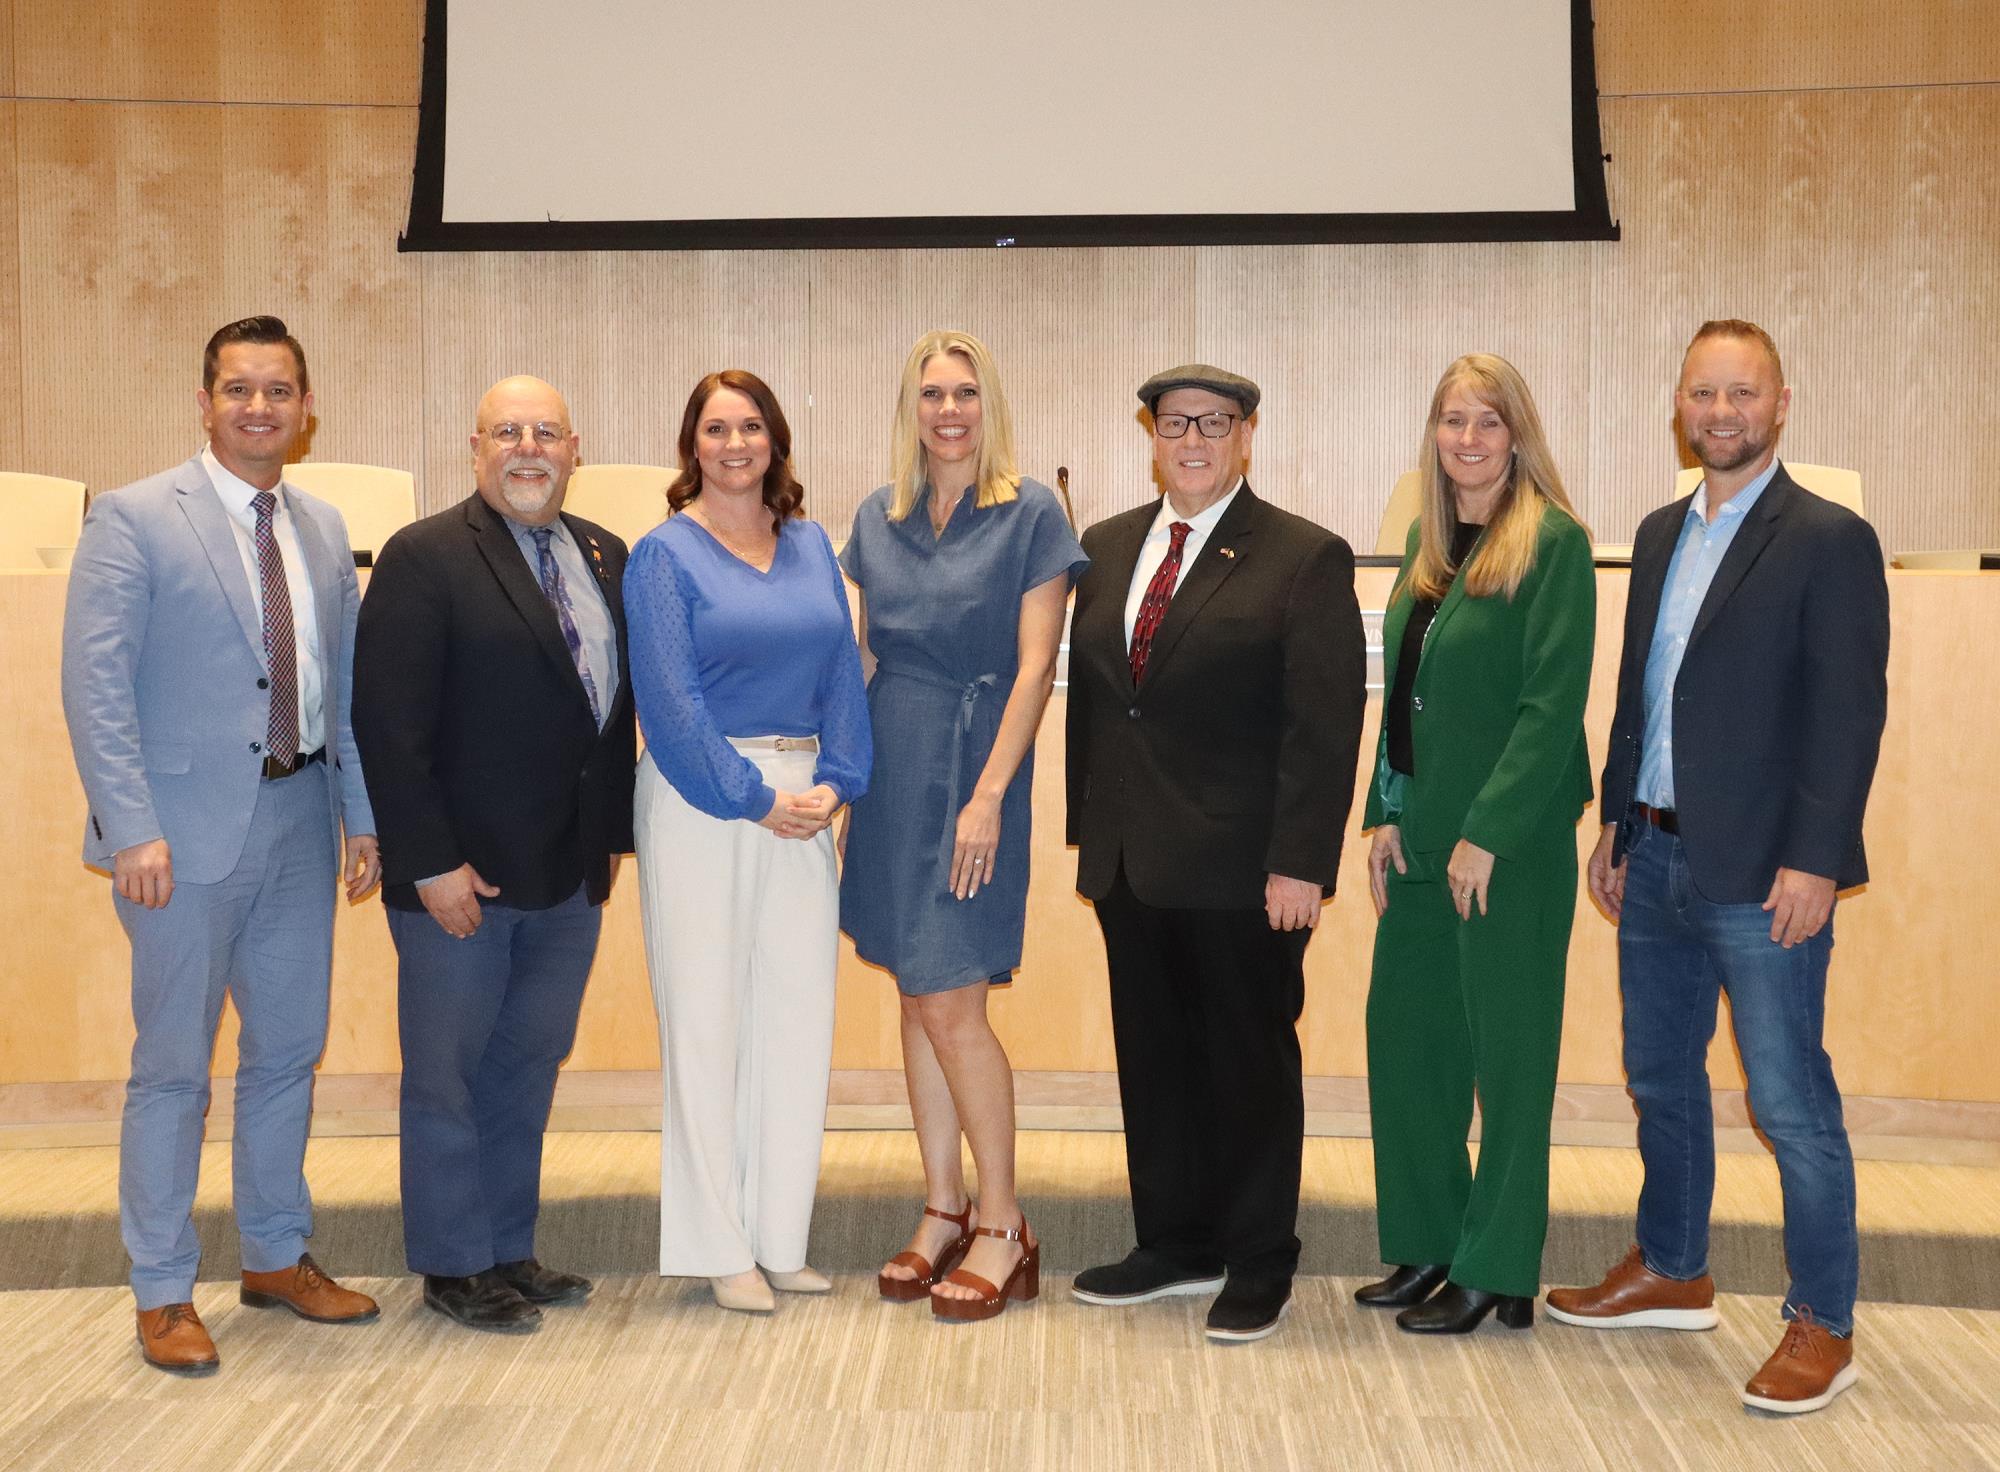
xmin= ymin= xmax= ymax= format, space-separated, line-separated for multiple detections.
xmin=1122 ymin=479 xmax=1244 ymax=650
xmin=201 ymin=447 xmax=327 ymax=752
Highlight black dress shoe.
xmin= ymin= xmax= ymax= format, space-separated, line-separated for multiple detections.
xmin=494 ymin=1258 xmax=592 ymax=1306
xmin=1072 ymin=1248 xmax=1227 ymax=1306
xmin=422 ymin=1271 xmax=543 ymax=1333
xmin=1205 ymin=1275 xmax=1292 ymax=1342
xmin=1395 ymin=1282 xmax=1534 ymax=1335
xmin=1354 ymin=1263 xmax=1450 ymax=1309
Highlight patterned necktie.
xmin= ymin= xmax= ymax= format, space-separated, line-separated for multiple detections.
xmin=1129 ymin=520 xmax=1193 ymax=685
xmin=251 ymin=491 xmax=300 ymax=764
xmin=532 ymin=526 xmax=603 ymax=725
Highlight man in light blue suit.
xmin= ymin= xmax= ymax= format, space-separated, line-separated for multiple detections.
xmin=62 ymin=317 xmax=385 ymax=1374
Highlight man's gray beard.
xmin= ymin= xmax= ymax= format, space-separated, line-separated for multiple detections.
xmin=500 ymin=465 xmax=560 ymax=516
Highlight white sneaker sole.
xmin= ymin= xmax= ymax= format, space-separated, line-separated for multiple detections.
xmin=1205 ymin=1300 xmax=1290 ymax=1343
xmin=1741 ymin=1363 xmax=1858 ymax=1414
xmin=1072 ymin=1274 xmax=1226 ymax=1306
xmin=1544 ymin=1302 xmax=1721 ymax=1331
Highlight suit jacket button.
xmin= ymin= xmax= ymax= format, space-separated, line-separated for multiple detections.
xmin=257 ymin=677 xmax=269 ymax=690
xmin=1413 ymin=696 xmax=1424 ymax=712
xmin=1127 ymin=706 xmax=1140 ymax=719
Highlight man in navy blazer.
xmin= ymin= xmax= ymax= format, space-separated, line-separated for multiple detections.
xmin=353 ymin=375 xmax=636 ymax=1334
xmin=1548 ymin=321 xmax=1890 ymax=1416
xmin=61 ymin=317 xmax=384 ymax=1375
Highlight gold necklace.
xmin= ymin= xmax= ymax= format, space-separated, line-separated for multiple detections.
xmin=929 ymin=486 xmax=967 ymax=536
xmin=692 ymin=509 xmax=775 ymax=567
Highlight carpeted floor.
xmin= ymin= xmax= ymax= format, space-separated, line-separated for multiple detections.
xmin=7 ymin=1132 xmax=2000 ymax=1468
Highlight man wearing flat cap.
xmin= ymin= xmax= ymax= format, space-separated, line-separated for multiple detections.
xmin=1066 ymin=365 xmax=1366 ymax=1340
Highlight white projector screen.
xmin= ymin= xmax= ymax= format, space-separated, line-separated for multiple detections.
xmin=402 ymin=0 xmax=1616 ymax=251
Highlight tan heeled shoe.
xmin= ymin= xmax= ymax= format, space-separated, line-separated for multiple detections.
xmin=878 ymin=1201 xmax=975 ymax=1302
xmin=763 ymin=1266 xmax=832 ymax=1294
xmin=711 ymin=1269 xmax=775 ymax=1314
xmin=930 ymin=1218 xmax=1039 ymax=1323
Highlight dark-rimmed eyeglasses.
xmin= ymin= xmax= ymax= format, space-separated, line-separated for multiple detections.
xmin=1153 ymin=412 xmax=1239 ymax=440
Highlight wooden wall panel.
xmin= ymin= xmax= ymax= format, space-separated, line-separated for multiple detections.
xmin=1194 ymin=243 xmax=1598 ymax=550
xmin=1590 ymin=88 xmax=2000 ymax=555
xmin=415 ymin=251 xmax=814 ymax=517
xmin=1596 ymin=0 xmax=2000 ymax=96
xmin=0 ymin=104 xmax=21 ymax=475
xmin=13 ymin=0 xmax=421 ymax=105
xmin=0 ymin=0 xmax=16 ymax=94
xmin=13 ymin=102 xmax=422 ymax=498
xmin=803 ymin=249 xmax=1198 ymax=537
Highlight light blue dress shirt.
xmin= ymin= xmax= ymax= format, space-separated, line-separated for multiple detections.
xmin=1635 ymin=459 xmax=1781 ymax=808
xmin=503 ymin=513 xmax=621 ymax=730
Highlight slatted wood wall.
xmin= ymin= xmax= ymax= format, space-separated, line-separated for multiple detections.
xmin=1 ymin=1 xmax=1995 ymax=554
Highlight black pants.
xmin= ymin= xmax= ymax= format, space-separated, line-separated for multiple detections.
xmin=1093 ymin=866 xmax=1312 ymax=1281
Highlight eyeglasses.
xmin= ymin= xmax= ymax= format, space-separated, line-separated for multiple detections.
xmin=484 ymin=422 xmax=569 ymax=447
xmin=1153 ymin=412 xmax=1239 ymax=440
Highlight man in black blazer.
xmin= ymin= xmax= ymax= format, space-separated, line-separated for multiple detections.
xmin=353 ymin=376 xmax=636 ymax=1333
xmin=1548 ymin=322 xmax=1889 ymax=1415
xmin=1066 ymin=364 xmax=1366 ymax=1341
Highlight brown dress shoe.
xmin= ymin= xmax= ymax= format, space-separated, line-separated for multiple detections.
xmin=240 ymin=1253 xmax=380 ymax=1323
xmin=1741 ymin=1312 xmax=1857 ymax=1414
xmin=1545 ymin=1244 xmax=1720 ymax=1330
xmin=137 ymin=1302 xmax=220 ymax=1375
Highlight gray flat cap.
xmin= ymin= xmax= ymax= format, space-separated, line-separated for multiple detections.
xmin=1137 ymin=363 xmax=1261 ymax=416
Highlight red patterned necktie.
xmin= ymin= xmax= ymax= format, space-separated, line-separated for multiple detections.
xmin=251 ymin=491 xmax=300 ymax=766
xmin=1129 ymin=520 xmax=1192 ymax=685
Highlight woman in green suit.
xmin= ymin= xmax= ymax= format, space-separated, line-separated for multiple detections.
xmin=1357 ymin=353 xmax=1596 ymax=1334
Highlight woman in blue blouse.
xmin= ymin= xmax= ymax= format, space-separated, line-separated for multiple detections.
xmin=627 ymin=369 xmax=871 ymax=1315
xmin=840 ymin=331 xmax=1086 ymax=1322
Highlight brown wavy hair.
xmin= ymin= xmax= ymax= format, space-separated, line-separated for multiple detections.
xmin=666 ymin=369 xmax=805 ymax=533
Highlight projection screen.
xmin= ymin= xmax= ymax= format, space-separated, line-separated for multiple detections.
xmin=401 ymin=0 xmax=1617 ymax=251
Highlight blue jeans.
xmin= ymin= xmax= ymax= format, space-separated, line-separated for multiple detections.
xmin=390 ymin=885 xmax=600 ymax=1277
xmin=1618 ymin=820 xmax=1857 ymax=1335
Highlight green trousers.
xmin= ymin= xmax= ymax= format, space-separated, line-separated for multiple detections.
xmin=1364 ymin=820 xmax=1576 ymax=1298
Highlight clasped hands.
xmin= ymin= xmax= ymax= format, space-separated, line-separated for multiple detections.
xmin=759 ymin=784 xmax=842 ymax=842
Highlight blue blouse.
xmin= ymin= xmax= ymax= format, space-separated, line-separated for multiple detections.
xmin=626 ymin=513 xmax=871 ymax=822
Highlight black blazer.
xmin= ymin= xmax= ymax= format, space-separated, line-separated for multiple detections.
xmin=1065 ymin=484 xmax=1367 ymax=909
xmin=353 ymin=493 xmax=638 ymax=913
xmin=1600 ymin=465 xmax=1889 ymax=902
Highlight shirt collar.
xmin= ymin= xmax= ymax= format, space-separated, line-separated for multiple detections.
xmin=1150 ymin=477 xmax=1243 ymax=538
xmin=1688 ymin=457 xmax=1780 ymax=528
xmin=201 ymin=445 xmax=286 ymax=518
xmin=503 ymin=509 xmax=573 ymax=552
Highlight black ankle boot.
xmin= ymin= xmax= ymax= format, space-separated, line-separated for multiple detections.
xmin=1354 ymin=1264 xmax=1449 ymax=1309
xmin=1395 ymin=1282 xmax=1534 ymax=1334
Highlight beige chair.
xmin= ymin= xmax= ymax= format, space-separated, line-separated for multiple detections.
xmin=1374 ymin=470 xmax=1423 ymax=556
xmin=1892 ymin=550 xmax=1984 ymax=571
xmin=565 ymin=463 xmax=674 ymax=550
xmin=281 ymin=462 xmax=417 ymax=563
xmin=0 ymin=471 xmax=88 ymax=571
xmin=1673 ymin=462 xmax=1863 ymax=517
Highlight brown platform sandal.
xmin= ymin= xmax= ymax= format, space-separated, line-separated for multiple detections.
xmin=878 ymin=1201 xmax=975 ymax=1302
xmin=930 ymin=1218 xmax=1039 ymax=1323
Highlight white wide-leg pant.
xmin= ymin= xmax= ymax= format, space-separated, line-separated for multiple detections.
xmin=635 ymin=746 xmax=838 ymax=1277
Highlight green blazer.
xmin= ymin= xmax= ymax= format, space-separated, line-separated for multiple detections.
xmin=1361 ymin=506 xmax=1595 ymax=858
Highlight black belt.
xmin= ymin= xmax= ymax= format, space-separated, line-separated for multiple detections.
xmin=1633 ymin=803 xmax=1678 ymax=835
xmin=262 ymin=746 xmax=327 ymax=781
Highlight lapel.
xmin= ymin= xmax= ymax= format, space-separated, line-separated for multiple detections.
xmin=282 ymin=485 xmax=345 ymax=674
xmin=1625 ymin=494 xmax=1691 ymax=663
xmin=466 ymin=494 xmax=595 ymax=715
xmin=173 ymin=456 xmax=266 ymax=667
xmin=1412 ymin=521 xmax=1490 ymax=661
xmin=1687 ymin=465 xmax=1795 ymax=653
xmin=1137 ymin=482 xmax=1257 ymax=689
xmin=1090 ymin=503 xmax=1155 ymax=699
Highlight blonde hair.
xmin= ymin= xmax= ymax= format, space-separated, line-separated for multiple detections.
xmin=1403 ymin=353 xmax=1588 ymax=602
xmin=886 ymin=331 xmax=1021 ymax=522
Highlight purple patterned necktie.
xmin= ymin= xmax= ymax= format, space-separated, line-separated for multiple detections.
xmin=251 ymin=491 xmax=300 ymax=765
xmin=532 ymin=526 xmax=603 ymax=725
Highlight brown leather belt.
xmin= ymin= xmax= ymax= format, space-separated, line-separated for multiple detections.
xmin=262 ymin=747 xmax=327 ymax=781
xmin=1634 ymin=803 xmax=1678 ymax=834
